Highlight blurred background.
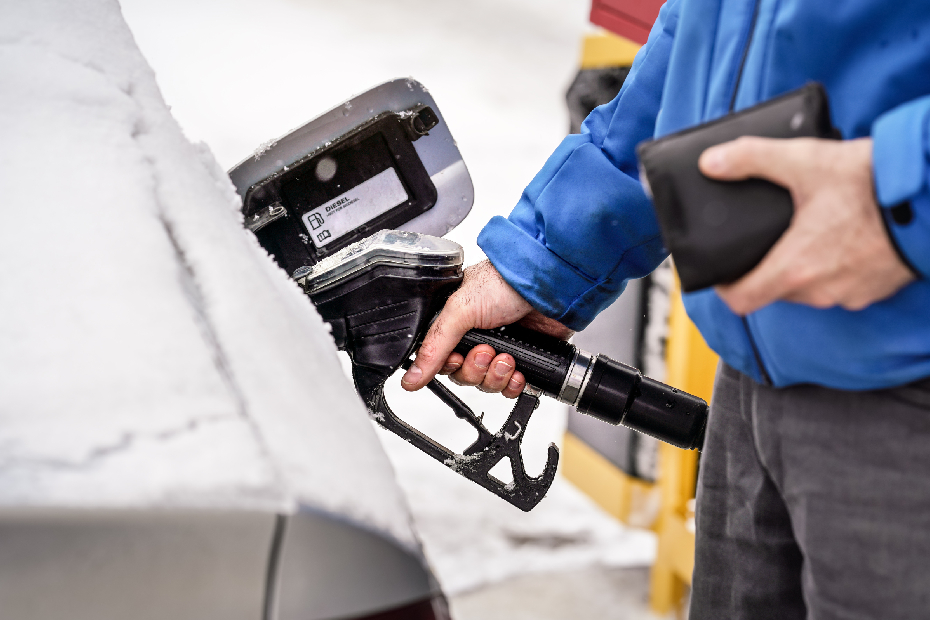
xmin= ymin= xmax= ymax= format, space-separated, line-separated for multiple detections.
xmin=119 ymin=1 xmax=706 ymax=618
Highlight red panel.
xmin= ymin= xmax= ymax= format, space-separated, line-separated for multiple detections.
xmin=590 ymin=0 xmax=664 ymax=45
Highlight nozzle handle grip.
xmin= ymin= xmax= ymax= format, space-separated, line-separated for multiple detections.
xmin=454 ymin=323 xmax=575 ymax=399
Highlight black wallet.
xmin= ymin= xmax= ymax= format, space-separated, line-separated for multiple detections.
xmin=636 ymin=83 xmax=841 ymax=293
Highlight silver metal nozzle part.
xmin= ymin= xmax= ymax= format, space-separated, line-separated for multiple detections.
xmin=575 ymin=353 xmax=599 ymax=407
xmin=558 ymin=349 xmax=594 ymax=407
xmin=298 ymin=229 xmax=464 ymax=294
xmin=522 ymin=384 xmax=543 ymax=398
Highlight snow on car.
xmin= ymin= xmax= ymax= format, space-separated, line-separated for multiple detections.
xmin=0 ymin=1 xmax=447 ymax=618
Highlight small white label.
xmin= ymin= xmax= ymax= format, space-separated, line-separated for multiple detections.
xmin=302 ymin=168 xmax=408 ymax=248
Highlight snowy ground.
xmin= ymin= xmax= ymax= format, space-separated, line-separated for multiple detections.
xmin=120 ymin=0 xmax=657 ymax=603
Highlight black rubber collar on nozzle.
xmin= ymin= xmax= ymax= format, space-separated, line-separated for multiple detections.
xmin=577 ymin=357 xmax=708 ymax=450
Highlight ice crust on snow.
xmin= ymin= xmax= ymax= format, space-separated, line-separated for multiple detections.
xmin=252 ymin=138 xmax=279 ymax=160
xmin=0 ymin=0 xmax=416 ymax=549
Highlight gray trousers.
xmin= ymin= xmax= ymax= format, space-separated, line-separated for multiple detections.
xmin=689 ymin=363 xmax=930 ymax=620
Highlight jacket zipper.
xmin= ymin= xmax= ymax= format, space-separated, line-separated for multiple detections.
xmin=728 ymin=0 xmax=761 ymax=113
xmin=729 ymin=0 xmax=773 ymax=385
xmin=743 ymin=316 xmax=772 ymax=384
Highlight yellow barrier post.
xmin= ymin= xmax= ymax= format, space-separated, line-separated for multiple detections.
xmin=561 ymin=432 xmax=657 ymax=524
xmin=579 ymin=31 xmax=640 ymax=70
xmin=561 ymin=30 xmax=658 ymax=528
xmin=562 ymin=32 xmax=721 ymax=615
xmin=649 ymin=278 xmax=718 ymax=616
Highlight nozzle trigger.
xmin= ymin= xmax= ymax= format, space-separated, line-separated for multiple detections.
xmin=354 ymin=366 xmax=558 ymax=512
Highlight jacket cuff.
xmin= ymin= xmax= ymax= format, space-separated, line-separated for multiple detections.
xmin=872 ymin=97 xmax=930 ymax=277
xmin=878 ymin=195 xmax=930 ymax=279
xmin=872 ymin=97 xmax=930 ymax=206
xmin=478 ymin=216 xmax=600 ymax=331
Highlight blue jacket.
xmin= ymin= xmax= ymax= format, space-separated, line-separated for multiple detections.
xmin=478 ymin=0 xmax=930 ymax=389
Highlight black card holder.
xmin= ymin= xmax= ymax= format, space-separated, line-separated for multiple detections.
xmin=636 ymin=83 xmax=840 ymax=293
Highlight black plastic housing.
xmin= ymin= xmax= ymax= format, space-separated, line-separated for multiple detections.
xmin=307 ymin=262 xmax=461 ymax=374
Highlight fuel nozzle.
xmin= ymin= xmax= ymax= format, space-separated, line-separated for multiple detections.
xmin=455 ymin=323 xmax=708 ymax=451
xmin=296 ymin=229 xmax=707 ymax=511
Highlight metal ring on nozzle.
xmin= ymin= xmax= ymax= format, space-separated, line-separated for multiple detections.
xmin=558 ymin=349 xmax=593 ymax=407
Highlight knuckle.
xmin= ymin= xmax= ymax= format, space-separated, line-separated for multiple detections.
xmin=460 ymin=375 xmax=483 ymax=388
xmin=719 ymin=288 xmax=751 ymax=315
xmin=417 ymin=340 xmax=440 ymax=364
xmin=450 ymin=371 xmax=479 ymax=387
xmin=785 ymin=262 xmax=823 ymax=292
xmin=440 ymin=362 xmax=462 ymax=375
xmin=503 ymin=374 xmax=525 ymax=399
xmin=479 ymin=380 xmax=503 ymax=394
xmin=730 ymin=300 xmax=752 ymax=316
xmin=842 ymin=298 xmax=869 ymax=312
xmin=484 ymin=370 xmax=511 ymax=392
xmin=447 ymin=289 xmax=470 ymax=311
xmin=731 ymin=295 xmax=758 ymax=316
xmin=733 ymin=136 xmax=763 ymax=159
xmin=784 ymin=269 xmax=811 ymax=292
xmin=440 ymin=353 xmax=464 ymax=375
xmin=473 ymin=343 xmax=496 ymax=356
xmin=732 ymin=135 xmax=757 ymax=150
xmin=458 ymin=362 xmax=489 ymax=386
xmin=807 ymin=291 xmax=836 ymax=308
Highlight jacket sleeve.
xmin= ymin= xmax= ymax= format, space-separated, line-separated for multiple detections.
xmin=477 ymin=0 xmax=680 ymax=331
xmin=871 ymin=96 xmax=930 ymax=278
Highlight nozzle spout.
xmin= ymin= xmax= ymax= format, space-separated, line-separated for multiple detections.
xmin=576 ymin=355 xmax=708 ymax=450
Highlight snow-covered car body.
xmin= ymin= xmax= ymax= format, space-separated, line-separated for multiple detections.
xmin=0 ymin=1 xmax=445 ymax=618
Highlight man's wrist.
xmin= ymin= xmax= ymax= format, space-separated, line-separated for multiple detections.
xmin=478 ymin=216 xmax=598 ymax=330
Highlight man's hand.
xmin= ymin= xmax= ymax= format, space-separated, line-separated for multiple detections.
xmin=400 ymin=260 xmax=572 ymax=398
xmin=699 ymin=137 xmax=915 ymax=315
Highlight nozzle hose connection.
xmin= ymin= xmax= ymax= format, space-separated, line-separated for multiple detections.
xmin=456 ymin=324 xmax=708 ymax=451
xmin=575 ymin=356 xmax=707 ymax=450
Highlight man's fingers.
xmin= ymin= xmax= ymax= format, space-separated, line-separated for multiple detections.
xmin=716 ymin=279 xmax=783 ymax=316
xmin=502 ymin=371 xmax=526 ymax=399
xmin=400 ymin=259 xmax=538 ymax=393
xmin=402 ymin=302 xmax=472 ymax=391
xmin=714 ymin=231 xmax=803 ymax=315
xmin=449 ymin=349 xmax=522 ymax=397
xmin=450 ymin=345 xmax=496 ymax=387
xmin=699 ymin=136 xmax=810 ymax=189
xmin=707 ymin=137 xmax=914 ymax=315
xmin=479 ymin=353 xmax=518 ymax=394
xmin=438 ymin=353 xmax=465 ymax=375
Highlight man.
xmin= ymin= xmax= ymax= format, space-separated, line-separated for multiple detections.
xmin=402 ymin=0 xmax=930 ymax=617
